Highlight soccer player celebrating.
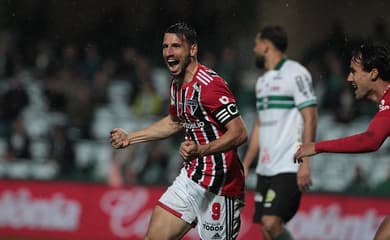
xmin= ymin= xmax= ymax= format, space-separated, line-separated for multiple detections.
xmin=294 ymin=41 xmax=390 ymax=240
xmin=110 ymin=22 xmax=247 ymax=240
xmin=242 ymin=26 xmax=318 ymax=240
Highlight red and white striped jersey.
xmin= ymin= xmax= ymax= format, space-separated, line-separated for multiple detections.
xmin=169 ymin=64 xmax=244 ymax=197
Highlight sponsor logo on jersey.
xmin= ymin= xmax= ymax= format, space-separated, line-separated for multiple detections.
xmin=379 ymin=99 xmax=389 ymax=112
xmin=202 ymin=223 xmax=224 ymax=232
xmin=182 ymin=121 xmax=205 ymax=129
xmin=212 ymin=233 xmax=222 ymax=239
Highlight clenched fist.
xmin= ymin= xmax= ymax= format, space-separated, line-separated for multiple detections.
xmin=179 ymin=141 xmax=200 ymax=161
xmin=110 ymin=128 xmax=131 ymax=149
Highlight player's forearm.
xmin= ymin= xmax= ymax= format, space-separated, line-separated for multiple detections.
xmin=198 ymin=117 xmax=247 ymax=157
xmin=315 ymin=116 xmax=390 ymax=153
xmin=242 ymin=120 xmax=260 ymax=167
xmin=300 ymin=107 xmax=317 ymax=164
xmin=127 ymin=115 xmax=182 ymax=144
xmin=301 ymin=107 xmax=317 ymax=143
xmin=315 ymin=132 xmax=383 ymax=153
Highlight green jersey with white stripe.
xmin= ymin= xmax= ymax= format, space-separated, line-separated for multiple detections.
xmin=255 ymin=58 xmax=317 ymax=176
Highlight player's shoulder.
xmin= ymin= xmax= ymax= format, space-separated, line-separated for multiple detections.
xmin=379 ymin=90 xmax=390 ymax=113
xmin=196 ymin=64 xmax=225 ymax=86
xmin=283 ymin=59 xmax=310 ymax=75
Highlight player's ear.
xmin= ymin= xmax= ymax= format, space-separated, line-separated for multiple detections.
xmin=370 ymin=68 xmax=379 ymax=81
xmin=190 ymin=43 xmax=198 ymax=57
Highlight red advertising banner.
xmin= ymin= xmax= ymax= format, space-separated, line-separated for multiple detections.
xmin=0 ymin=179 xmax=388 ymax=240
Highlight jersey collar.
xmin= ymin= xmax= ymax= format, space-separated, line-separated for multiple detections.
xmin=274 ymin=57 xmax=288 ymax=70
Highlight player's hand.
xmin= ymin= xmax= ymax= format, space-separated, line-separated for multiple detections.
xmin=179 ymin=141 xmax=199 ymax=161
xmin=297 ymin=159 xmax=312 ymax=192
xmin=294 ymin=143 xmax=316 ymax=163
xmin=110 ymin=128 xmax=131 ymax=149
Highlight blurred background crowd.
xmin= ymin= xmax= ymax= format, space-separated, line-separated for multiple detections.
xmin=0 ymin=0 xmax=389 ymax=196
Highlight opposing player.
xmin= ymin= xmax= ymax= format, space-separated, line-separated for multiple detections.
xmin=242 ymin=26 xmax=317 ymax=240
xmin=294 ymin=41 xmax=390 ymax=240
xmin=110 ymin=22 xmax=247 ymax=240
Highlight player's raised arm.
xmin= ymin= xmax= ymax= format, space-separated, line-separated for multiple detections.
xmin=110 ymin=114 xmax=183 ymax=149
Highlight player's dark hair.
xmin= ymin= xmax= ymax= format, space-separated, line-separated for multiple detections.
xmin=352 ymin=41 xmax=390 ymax=82
xmin=260 ymin=26 xmax=288 ymax=53
xmin=165 ymin=22 xmax=198 ymax=45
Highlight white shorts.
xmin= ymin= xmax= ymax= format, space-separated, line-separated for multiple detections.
xmin=158 ymin=169 xmax=245 ymax=240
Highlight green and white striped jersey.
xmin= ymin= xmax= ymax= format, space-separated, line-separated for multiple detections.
xmin=255 ymin=58 xmax=317 ymax=176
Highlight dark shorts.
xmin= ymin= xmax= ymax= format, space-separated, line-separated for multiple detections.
xmin=253 ymin=173 xmax=301 ymax=223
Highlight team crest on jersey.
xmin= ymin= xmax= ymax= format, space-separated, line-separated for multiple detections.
xmin=379 ymin=99 xmax=390 ymax=111
xmin=185 ymin=99 xmax=198 ymax=115
xmin=193 ymin=82 xmax=200 ymax=92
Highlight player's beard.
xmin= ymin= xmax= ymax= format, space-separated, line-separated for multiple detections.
xmin=176 ymin=54 xmax=192 ymax=83
xmin=255 ymin=55 xmax=265 ymax=69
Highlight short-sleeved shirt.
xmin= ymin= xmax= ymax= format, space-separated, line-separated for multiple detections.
xmin=255 ymin=58 xmax=317 ymax=176
xmin=169 ymin=63 xmax=244 ymax=197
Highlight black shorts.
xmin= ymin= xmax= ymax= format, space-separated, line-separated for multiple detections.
xmin=253 ymin=173 xmax=301 ymax=223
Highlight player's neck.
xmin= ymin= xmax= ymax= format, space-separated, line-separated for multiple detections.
xmin=182 ymin=60 xmax=198 ymax=84
xmin=266 ymin=52 xmax=285 ymax=70
xmin=370 ymin=80 xmax=390 ymax=102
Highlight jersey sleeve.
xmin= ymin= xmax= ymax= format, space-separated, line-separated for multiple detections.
xmin=201 ymin=77 xmax=240 ymax=126
xmin=315 ymin=112 xmax=390 ymax=153
xmin=291 ymin=69 xmax=317 ymax=110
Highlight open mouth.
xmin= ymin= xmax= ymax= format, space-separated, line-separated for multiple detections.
xmin=351 ymin=82 xmax=358 ymax=90
xmin=167 ymin=58 xmax=179 ymax=67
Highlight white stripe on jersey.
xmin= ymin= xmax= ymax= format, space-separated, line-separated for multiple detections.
xmin=215 ymin=109 xmax=230 ymax=123
xmin=199 ymin=69 xmax=213 ymax=81
xmin=196 ymin=75 xmax=209 ymax=85
xmin=196 ymin=70 xmax=212 ymax=85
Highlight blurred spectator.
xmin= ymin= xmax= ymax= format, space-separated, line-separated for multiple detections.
xmin=48 ymin=121 xmax=76 ymax=178
xmin=82 ymin=43 xmax=102 ymax=81
xmin=66 ymin=83 xmax=94 ymax=139
xmin=43 ymin=75 xmax=68 ymax=113
xmin=137 ymin=142 xmax=170 ymax=185
xmin=0 ymin=30 xmax=18 ymax=78
xmin=34 ymin=39 xmax=58 ymax=78
xmin=372 ymin=168 xmax=390 ymax=196
xmin=4 ymin=116 xmax=31 ymax=161
xmin=321 ymin=51 xmax=344 ymax=110
xmin=117 ymin=46 xmax=138 ymax=103
xmin=335 ymin=81 xmax=358 ymax=123
xmin=101 ymin=58 xmax=117 ymax=79
xmin=60 ymin=44 xmax=82 ymax=74
xmin=0 ymin=76 xmax=29 ymax=137
xmin=344 ymin=165 xmax=371 ymax=195
xmin=217 ymin=46 xmax=239 ymax=95
xmin=132 ymin=79 xmax=162 ymax=118
xmin=91 ymin=70 xmax=110 ymax=107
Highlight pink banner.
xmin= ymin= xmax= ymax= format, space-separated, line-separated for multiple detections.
xmin=0 ymin=179 xmax=388 ymax=240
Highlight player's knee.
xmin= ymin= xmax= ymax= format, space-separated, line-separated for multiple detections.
xmin=261 ymin=216 xmax=283 ymax=236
